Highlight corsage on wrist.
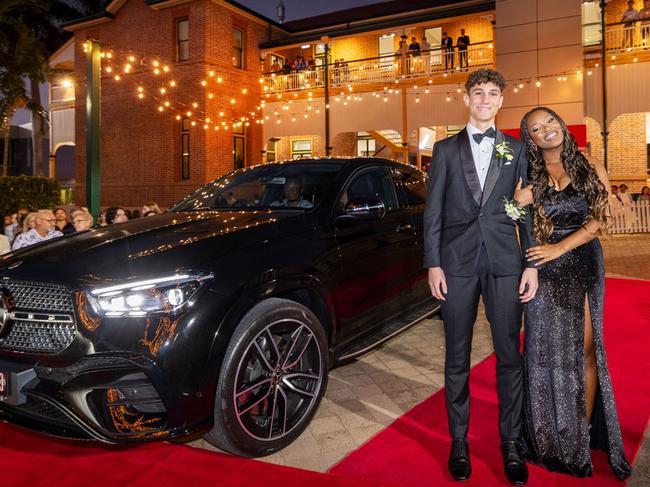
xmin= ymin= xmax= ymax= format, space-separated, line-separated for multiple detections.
xmin=503 ymin=197 xmax=526 ymax=222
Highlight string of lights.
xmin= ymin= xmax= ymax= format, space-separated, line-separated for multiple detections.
xmin=75 ymin=40 xmax=595 ymax=128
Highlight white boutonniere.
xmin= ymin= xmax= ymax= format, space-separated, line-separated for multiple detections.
xmin=495 ymin=141 xmax=514 ymax=165
xmin=503 ymin=197 xmax=526 ymax=222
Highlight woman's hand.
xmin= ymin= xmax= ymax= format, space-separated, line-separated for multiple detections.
xmin=526 ymin=244 xmax=565 ymax=266
xmin=514 ymin=178 xmax=533 ymax=207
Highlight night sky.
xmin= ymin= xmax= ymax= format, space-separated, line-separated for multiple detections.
xmin=236 ymin=0 xmax=382 ymax=22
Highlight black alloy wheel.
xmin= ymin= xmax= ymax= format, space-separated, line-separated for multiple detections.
xmin=204 ymin=298 xmax=328 ymax=456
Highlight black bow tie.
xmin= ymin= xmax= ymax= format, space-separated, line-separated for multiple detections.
xmin=472 ymin=127 xmax=496 ymax=144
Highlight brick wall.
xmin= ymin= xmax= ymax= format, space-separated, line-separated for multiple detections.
xmin=585 ymin=116 xmax=603 ymax=160
xmin=605 ymin=112 xmax=648 ymax=190
xmin=73 ymin=0 xmax=267 ymax=207
xmin=331 ymin=132 xmax=357 ymax=157
xmin=585 ymin=115 xmax=648 ymax=191
xmin=275 ymin=135 xmax=325 ymax=160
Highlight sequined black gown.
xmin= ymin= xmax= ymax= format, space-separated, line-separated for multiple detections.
xmin=523 ymin=183 xmax=632 ymax=480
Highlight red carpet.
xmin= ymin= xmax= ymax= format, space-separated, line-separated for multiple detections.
xmin=0 ymin=421 xmax=398 ymax=487
xmin=330 ymin=278 xmax=650 ymax=486
xmin=0 ymin=278 xmax=647 ymax=486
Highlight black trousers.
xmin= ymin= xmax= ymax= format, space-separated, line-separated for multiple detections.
xmin=458 ymin=48 xmax=468 ymax=69
xmin=441 ymin=246 xmax=523 ymax=441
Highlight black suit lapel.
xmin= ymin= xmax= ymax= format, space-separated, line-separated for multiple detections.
xmin=480 ymin=130 xmax=504 ymax=207
xmin=458 ymin=129 xmax=482 ymax=206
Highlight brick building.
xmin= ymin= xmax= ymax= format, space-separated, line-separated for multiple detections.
xmin=57 ymin=0 xmax=650 ymax=208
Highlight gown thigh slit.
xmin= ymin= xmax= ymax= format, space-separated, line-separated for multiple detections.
xmin=522 ymin=184 xmax=631 ymax=480
xmin=583 ymin=293 xmax=598 ymax=423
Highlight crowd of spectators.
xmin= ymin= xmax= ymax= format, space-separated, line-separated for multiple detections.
xmin=609 ymin=184 xmax=650 ymax=229
xmin=0 ymin=201 xmax=163 ymax=254
xmin=270 ymin=54 xmax=317 ymax=75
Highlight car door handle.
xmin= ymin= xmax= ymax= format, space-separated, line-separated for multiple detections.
xmin=396 ymin=223 xmax=413 ymax=233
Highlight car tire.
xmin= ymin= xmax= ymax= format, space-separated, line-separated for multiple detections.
xmin=204 ymin=297 xmax=329 ymax=457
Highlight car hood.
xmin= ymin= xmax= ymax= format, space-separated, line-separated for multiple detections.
xmin=0 ymin=210 xmax=310 ymax=286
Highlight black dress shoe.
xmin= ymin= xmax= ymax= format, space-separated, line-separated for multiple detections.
xmin=448 ymin=439 xmax=471 ymax=481
xmin=502 ymin=440 xmax=528 ymax=485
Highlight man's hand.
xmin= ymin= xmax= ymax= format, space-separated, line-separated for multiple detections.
xmin=428 ymin=267 xmax=447 ymax=301
xmin=526 ymin=244 xmax=565 ymax=266
xmin=513 ymin=178 xmax=533 ymax=207
xmin=519 ymin=267 xmax=538 ymax=303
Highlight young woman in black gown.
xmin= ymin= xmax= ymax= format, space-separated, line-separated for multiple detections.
xmin=514 ymin=107 xmax=631 ymax=480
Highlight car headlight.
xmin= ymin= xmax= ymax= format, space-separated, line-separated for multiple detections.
xmin=86 ymin=273 xmax=212 ymax=318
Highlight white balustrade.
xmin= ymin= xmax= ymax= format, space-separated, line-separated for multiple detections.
xmin=610 ymin=201 xmax=650 ymax=234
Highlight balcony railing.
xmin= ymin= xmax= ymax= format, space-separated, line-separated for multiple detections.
xmin=262 ymin=41 xmax=494 ymax=94
xmin=605 ymin=20 xmax=650 ymax=52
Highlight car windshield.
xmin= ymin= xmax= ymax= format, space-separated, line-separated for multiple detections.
xmin=170 ymin=163 xmax=342 ymax=211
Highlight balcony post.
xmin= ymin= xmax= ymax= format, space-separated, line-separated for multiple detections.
xmin=322 ymin=36 xmax=331 ymax=156
xmin=86 ymin=39 xmax=101 ymax=218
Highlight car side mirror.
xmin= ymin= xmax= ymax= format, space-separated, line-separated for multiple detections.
xmin=343 ymin=198 xmax=386 ymax=220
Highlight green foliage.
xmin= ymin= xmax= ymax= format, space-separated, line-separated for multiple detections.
xmin=0 ymin=175 xmax=60 ymax=216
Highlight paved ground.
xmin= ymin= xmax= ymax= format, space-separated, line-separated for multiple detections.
xmin=192 ymin=234 xmax=650 ymax=482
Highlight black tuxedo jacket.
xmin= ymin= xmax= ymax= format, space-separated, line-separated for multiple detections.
xmin=457 ymin=35 xmax=470 ymax=49
xmin=423 ymin=128 xmax=535 ymax=277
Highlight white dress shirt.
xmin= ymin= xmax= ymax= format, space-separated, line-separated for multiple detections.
xmin=466 ymin=123 xmax=496 ymax=190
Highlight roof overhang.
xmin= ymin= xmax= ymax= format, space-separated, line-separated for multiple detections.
xmin=260 ymin=1 xmax=494 ymax=49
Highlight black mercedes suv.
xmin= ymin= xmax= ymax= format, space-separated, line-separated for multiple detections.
xmin=0 ymin=158 xmax=438 ymax=456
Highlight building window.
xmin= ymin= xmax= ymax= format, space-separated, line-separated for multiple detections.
xmin=177 ymin=18 xmax=189 ymax=61
xmin=423 ymin=27 xmax=442 ymax=66
xmin=357 ymin=132 xmax=376 ymax=157
xmin=378 ymin=34 xmax=395 ymax=68
xmin=315 ymin=43 xmax=327 ymax=68
xmin=291 ymin=139 xmax=312 ymax=159
xmin=181 ymin=118 xmax=190 ymax=179
xmin=233 ymin=123 xmax=245 ymax=170
xmin=582 ymin=2 xmax=601 ymax=46
xmin=266 ymin=139 xmax=277 ymax=163
xmin=232 ymin=28 xmax=243 ymax=68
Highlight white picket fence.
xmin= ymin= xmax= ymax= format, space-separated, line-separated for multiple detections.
xmin=610 ymin=201 xmax=650 ymax=234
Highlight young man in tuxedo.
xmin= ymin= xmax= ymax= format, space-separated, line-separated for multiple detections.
xmin=423 ymin=69 xmax=538 ymax=485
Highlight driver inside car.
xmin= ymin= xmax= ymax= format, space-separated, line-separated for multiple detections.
xmin=271 ymin=177 xmax=313 ymax=208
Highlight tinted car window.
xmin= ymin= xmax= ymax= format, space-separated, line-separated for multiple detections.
xmin=393 ymin=166 xmax=427 ymax=207
xmin=171 ymin=163 xmax=341 ymax=211
xmin=338 ymin=167 xmax=399 ymax=212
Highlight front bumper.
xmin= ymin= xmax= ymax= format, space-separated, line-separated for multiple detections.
xmin=0 ymin=354 xmax=211 ymax=443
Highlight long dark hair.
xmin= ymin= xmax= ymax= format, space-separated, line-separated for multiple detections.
xmin=519 ymin=107 xmax=609 ymax=243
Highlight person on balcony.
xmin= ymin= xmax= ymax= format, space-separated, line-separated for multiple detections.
xmin=270 ymin=58 xmax=281 ymax=73
xmin=442 ymin=31 xmax=454 ymax=72
xmin=421 ymin=36 xmax=431 ymax=73
xmin=621 ymin=1 xmax=638 ymax=48
xmin=639 ymin=0 xmax=650 ymax=47
xmin=340 ymin=59 xmax=349 ymax=82
xmin=294 ymin=55 xmax=306 ymax=71
xmin=457 ymin=29 xmax=470 ymax=71
xmin=396 ymin=39 xmax=408 ymax=75
xmin=408 ymin=36 xmax=421 ymax=73
xmin=333 ymin=58 xmax=341 ymax=83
